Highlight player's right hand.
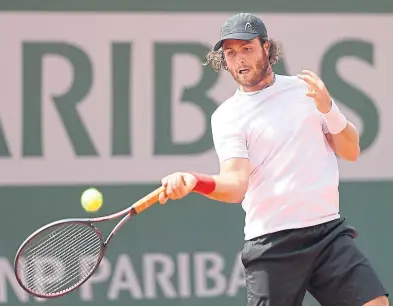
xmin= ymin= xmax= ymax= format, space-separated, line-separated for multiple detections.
xmin=159 ymin=172 xmax=197 ymax=204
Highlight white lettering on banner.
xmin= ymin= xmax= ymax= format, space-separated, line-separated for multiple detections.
xmin=0 ymin=13 xmax=392 ymax=185
xmin=143 ymin=253 xmax=177 ymax=299
xmin=226 ymin=252 xmax=246 ymax=296
xmin=0 ymin=252 xmax=245 ymax=303
xmin=107 ymin=254 xmax=142 ymax=300
xmin=177 ymin=253 xmax=191 ymax=298
xmin=0 ymin=258 xmax=28 ymax=303
xmin=195 ymin=252 xmax=227 ymax=297
xmin=82 ymin=257 xmax=112 ymax=301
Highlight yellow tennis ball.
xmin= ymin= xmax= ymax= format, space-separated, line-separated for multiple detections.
xmin=81 ymin=188 xmax=103 ymax=212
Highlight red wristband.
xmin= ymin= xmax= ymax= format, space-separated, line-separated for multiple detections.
xmin=189 ymin=172 xmax=216 ymax=195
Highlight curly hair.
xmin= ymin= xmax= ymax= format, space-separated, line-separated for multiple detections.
xmin=203 ymin=37 xmax=282 ymax=72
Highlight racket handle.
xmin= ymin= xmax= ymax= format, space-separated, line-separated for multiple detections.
xmin=130 ymin=186 xmax=165 ymax=215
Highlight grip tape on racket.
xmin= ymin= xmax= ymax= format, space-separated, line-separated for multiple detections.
xmin=130 ymin=186 xmax=165 ymax=215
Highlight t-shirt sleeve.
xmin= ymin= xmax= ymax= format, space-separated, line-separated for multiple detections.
xmin=211 ymin=111 xmax=249 ymax=163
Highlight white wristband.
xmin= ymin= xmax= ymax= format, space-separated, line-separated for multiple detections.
xmin=321 ymin=100 xmax=347 ymax=134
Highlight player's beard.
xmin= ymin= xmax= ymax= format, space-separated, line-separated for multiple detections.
xmin=230 ymin=56 xmax=270 ymax=89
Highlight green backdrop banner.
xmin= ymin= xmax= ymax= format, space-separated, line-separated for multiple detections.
xmin=1 ymin=183 xmax=392 ymax=305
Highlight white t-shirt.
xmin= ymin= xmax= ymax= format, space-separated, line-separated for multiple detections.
xmin=211 ymin=74 xmax=340 ymax=240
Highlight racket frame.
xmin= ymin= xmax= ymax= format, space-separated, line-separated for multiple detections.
xmin=14 ymin=186 xmax=164 ymax=299
xmin=14 ymin=219 xmax=106 ymax=299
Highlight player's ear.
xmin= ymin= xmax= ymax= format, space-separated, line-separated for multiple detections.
xmin=223 ymin=58 xmax=228 ymax=71
xmin=263 ymin=40 xmax=270 ymax=56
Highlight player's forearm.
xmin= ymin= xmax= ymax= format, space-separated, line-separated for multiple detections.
xmin=208 ymin=173 xmax=248 ymax=203
xmin=322 ymin=100 xmax=360 ymax=162
xmin=192 ymin=172 xmax=249 ymax=203
xmin=329 ymin=121 xmax=360 ymax=161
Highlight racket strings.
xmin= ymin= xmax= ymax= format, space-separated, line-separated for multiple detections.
xmin=24 ymin=227 xmax=98 ymax=292
xmin=23 ymin=224 xmax=92 ymax=278
xmin=22 ymin=225 xmax=89 ymax=279
xmin=41 ymin=234 xmax=101 ymax=294
xmin=24 ymin=223 xmax=81 ymax=254
xmin=17 ymin=222 xmax=102 ymax=296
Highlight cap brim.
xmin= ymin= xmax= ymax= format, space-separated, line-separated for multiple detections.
xmin=213 ymin=32 xmax=259 ymax=51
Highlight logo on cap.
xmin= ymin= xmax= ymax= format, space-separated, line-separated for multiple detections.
xmin=245 ymin=22 xmax=252 ymax=31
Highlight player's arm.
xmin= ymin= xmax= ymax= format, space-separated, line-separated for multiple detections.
xmin=193 ymin=157 xmax=251 ymax=203
xmin=158 ymin=160 xmax=250 ymax=205
xmin=159 ymin=158 xmax=250 ymax=204
xmin=324 ymin=122 xmax=360 ymax=161
xmin=297 ymin=70 xmax=360 ymax=161
xmin=159 ymin=109 xmax=251 ymax=205
xmin=202 ymin=109 xmax=251 ymax=203
xmin=322 ymin=100 xmax=360 ymax=162
xmin=159 ymin=158 xmax=251 ymax=204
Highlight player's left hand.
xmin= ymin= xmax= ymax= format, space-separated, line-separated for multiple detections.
xmin=297 ymin=70 xmax=332 ymax=114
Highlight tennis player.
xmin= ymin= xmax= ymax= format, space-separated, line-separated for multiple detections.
xmin=158 ymin=13 xmax=389 ymax=306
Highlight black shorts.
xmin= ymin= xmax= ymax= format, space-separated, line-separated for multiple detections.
xmin=241 ymin=218 xmax=389 ymax=306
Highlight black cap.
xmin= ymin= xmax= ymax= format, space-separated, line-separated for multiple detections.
xmin=213 ymin=13 xmax=268 ymax=51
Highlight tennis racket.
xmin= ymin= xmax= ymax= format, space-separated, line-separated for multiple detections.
xmin=14 ymin=186 xmax=165 ymax=299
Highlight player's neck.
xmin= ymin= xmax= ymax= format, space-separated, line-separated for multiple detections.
xmin=240 ymin=69 xmax=275 ymax=93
